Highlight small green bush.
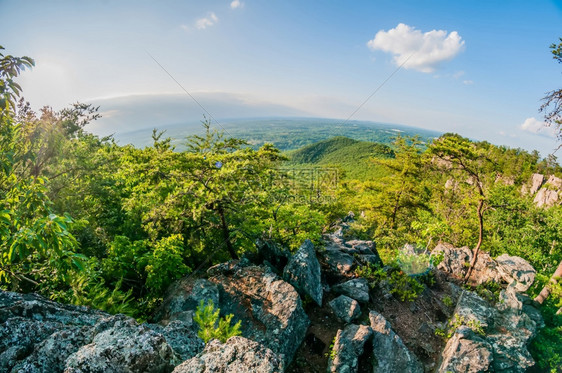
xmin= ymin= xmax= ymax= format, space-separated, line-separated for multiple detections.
xmin=435 ymin=314 xmax=485 ymax=339
xmin=194 ymin=299 xmax=242 ymax=343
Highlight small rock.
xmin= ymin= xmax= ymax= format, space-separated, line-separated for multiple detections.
xmin=369 ymin=310 xmax=424 ymax=373
xmin=331 ymin=278 xmax=369 ymax=303
xmin=327 ymin=324 xmax=373 ymax=373
xmin=329 ymin=295 xmax=362 ymax=323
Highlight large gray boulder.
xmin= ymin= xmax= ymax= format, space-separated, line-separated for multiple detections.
xmin=173 ymin=337 xmax=284 ymax=373
xmin=437 ymin=289 xmax=541 ymax=372
xmin=369 ymin=311 xmax=424 ymax=373
xmin=438 ymin=326 xmax=494 ymax=373
xmin=0 ymin=290 xmax=204 ymax=373
xmin=322 ymin=249 xmax=356 ymax=276
xmin=283 ymin=239 xmax=323 ymax=306
xmin=64 ymin=318 xmax=177 ymax=373
xmin=327 ymin=324 xmax=373 ymax=373
xmin=495 ymin=254 xmax=536 ymax=292
xmin=207 ymin=260 xmax=309 ymax=365
xmin=332 ymin=278 xmax=369 ymax=303
xmin=329 ymin=295 xmax=362 ymax=323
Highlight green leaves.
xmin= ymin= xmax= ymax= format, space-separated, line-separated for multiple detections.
xmin=194 ymin=299 xmax=242 ymax=343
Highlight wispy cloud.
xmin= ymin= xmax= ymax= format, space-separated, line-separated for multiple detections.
xmin=230 ymin=0 xmax=243 ymax=9
xmin=463 ymin=80 xmax=473 ymax=85
xmin=520 ymin=117 xmax=555 ymax=137
xmin=367 ymin=23 xmax=465 ymax=73
xmin=195 ymin=12 xmax=218 ymax=29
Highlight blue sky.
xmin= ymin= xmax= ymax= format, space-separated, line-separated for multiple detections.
xmin=1 ymin=0 xmax=561 ymax=155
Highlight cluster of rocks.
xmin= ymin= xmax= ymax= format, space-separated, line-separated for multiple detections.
xmin=0 ymin=216 xmax=546 ymax=373
xmin=523 ymin=173 xmax=562 ymax=208
xmin=434 ymin=244 xmax=543 ymax=372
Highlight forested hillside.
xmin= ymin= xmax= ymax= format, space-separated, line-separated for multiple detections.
xmin=1 ymin=46 xmax=562 ymax=371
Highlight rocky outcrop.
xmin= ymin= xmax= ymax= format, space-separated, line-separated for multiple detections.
xmin=321 ymin=222 xmax=383 ymax=278
xmin=434 ymin=244 xmax=536 ymax=289
xmin=534 ymin=187 xmax=559 ymax=207
xmin=327 ymin=324 xmax=372 ymax=373
xmin=64 ymin=318 xmax=177 ymax=373
xmin=207 ymin=260 xmax=309 ymax=365
xmin=329 ymin=295 xmax=361 ymax=323
xmin=331 ymin=278 xmax=369 ymax=303
xmin=173 ymin=337 xmax=284 ymax=373
xmin=283 ymin=239 xmax=323 ymax=306
xmin=526 ymin=173 xmax=561 ymax=207
xmin=438 ymin=289 xmax=542 ymax=372
xmin=495 ymin=254 xmax=536 ymax=292
xmin=529 ymin=173 xmax=545 ymax=194
xmin=438 ymin=326 xmax=493 ymax=373
xmin=0 ymin=290 xmax=200 ymax=373
xmin=369 ymin=310 xmax=424 ymax=373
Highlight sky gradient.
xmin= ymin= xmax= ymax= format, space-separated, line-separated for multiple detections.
xmin=1 ymin=0 xmax=562 ymax=155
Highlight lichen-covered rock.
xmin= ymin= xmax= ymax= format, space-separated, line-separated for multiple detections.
xmin=147 ymin=321 xmax=204 ymax=362
xmin=173 ymin=337 xmax=284 ymax=373
xmin=495 ymin=254 xmax=536 ymax=292
xmin=0 ymin=290 xmax=204 ymax=373
xmin=438 ymin=289 xmax=542 ymax=372
xmin=434 ymin=244 xmax=502 ymax=285
xmin=153 ymin=278 xmax=219 ymax=328
xmin=453 ymin=291 xmax=495 ymax=331
xmin=208 ymin=261 xmax=309 ymax=365
xmin=327 ymin=324 xmax=373 ymax=373
xmin=331 ymin=278 xmax=369 ymax=303
xmin=438 ymin=326 xmax=494 ymax=373
xmin=369 ymin=310 xmax=423 ymax=373
xmin=434 ymin=243 xmax=473 ymax=278
xmin=64 ymin=318 xmax=177 ymax=373
xmin=283 ymin=239 xmax=323 ymax=306
xmin=322 ymin=249 xmax=356 ymax=276
xmin=329 ymin=295 xmax=361 ymax=323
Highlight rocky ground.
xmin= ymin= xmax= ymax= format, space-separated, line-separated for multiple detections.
xmin=0 ymin=217 xmax=544 ymax=372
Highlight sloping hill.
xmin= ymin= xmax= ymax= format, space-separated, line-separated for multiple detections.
xmin=287 ymin=136 xmax=394 ymax=180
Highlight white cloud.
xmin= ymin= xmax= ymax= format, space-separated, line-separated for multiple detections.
xmin=367 ymin=23 xmax=465 ymax=73
xmin=463 ymin=80 xmax=473 ymax=85
xmin=180 ymin=24 xmax=189 ymax=31
xmin=195 ymin=12 xmax=218 ymax=29
xmin=520 ymin=117 xmax=555 ymax=137
xmin=230 ymin=0 xmax=243 ymax=9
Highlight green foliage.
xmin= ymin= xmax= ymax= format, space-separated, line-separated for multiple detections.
xmin=355 ymin=262 xmax=424 ymax=302
xmin=442 ymin=295 xmax=454 ymax=308
xmin=396 ymin=251 xmax=431 ymax=275
xmin=388 ymin=269 xmax=425 ymax=302
xmin=144 ymin=234 xmax=190 ymax=295
xmin=194 ymin=299 xmax=242 ymax=343
xmin=435 ymin=314 xmax=485 ymax=339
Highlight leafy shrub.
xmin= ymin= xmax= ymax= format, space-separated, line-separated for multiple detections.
xmin=144 ymin=234 xmax=190 ymax=295
xmin=435 ymin=314 xmax=485 ymax=339
xmin=355 ymin=262 xmax=424 ymax=301
xmin=442 ymin=295 xmax=454 ymax=308
xmin=194 ymin=299 xmax=242 ymax=343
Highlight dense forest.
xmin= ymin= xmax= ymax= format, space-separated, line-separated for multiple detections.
xmin=1 ymin=44 xmax=562 ymax=371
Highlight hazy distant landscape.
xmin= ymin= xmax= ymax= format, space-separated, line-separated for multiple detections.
xmin=104 ymin=116 xmax=442 ymax=150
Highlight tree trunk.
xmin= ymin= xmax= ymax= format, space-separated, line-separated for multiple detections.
xmin=217 ymin=204 xmax=238 ymax=260
xmin=534 ymin=260 xmax=562 ymax=304
xmin=464 ymin=198 xmax=484 ymax=283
